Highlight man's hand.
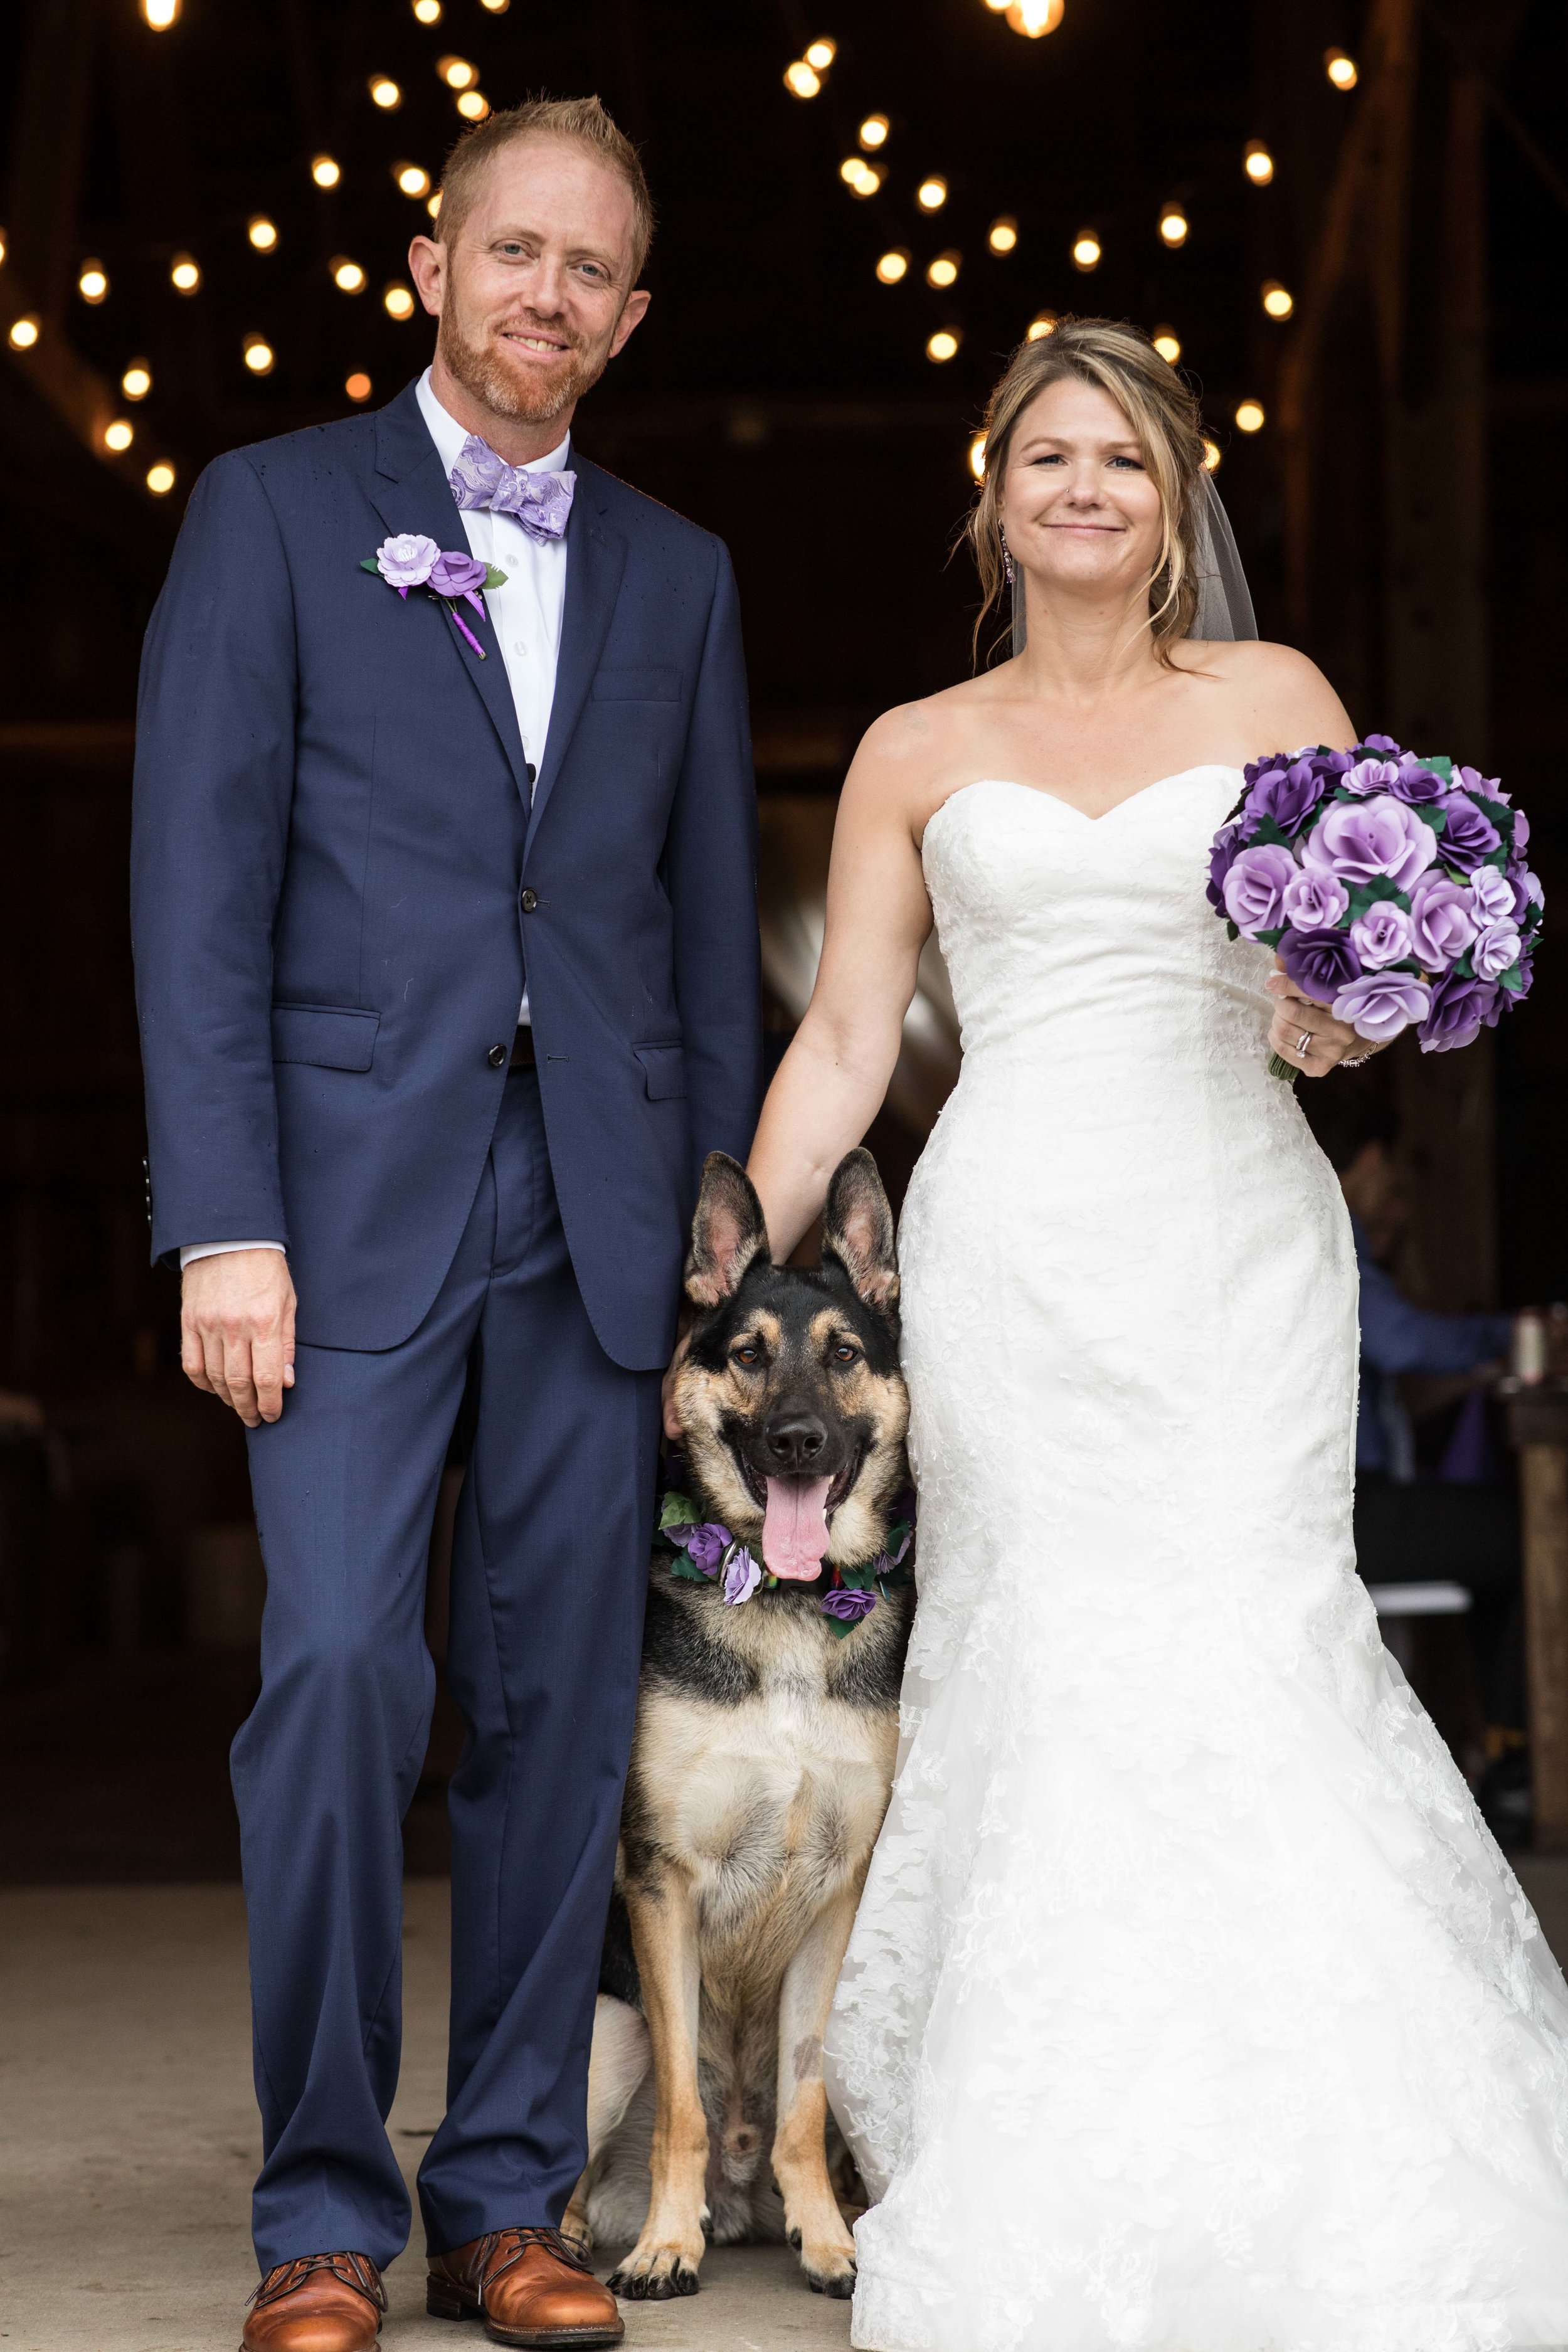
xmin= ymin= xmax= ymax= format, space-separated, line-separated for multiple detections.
xmin=181 ymin=1250 xmax=297 ymax=1428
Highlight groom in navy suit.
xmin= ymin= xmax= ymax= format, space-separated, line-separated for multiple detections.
xmin=132 ymin=98 xmax=760 ymax=2352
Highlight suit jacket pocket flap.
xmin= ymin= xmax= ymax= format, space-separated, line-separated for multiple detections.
xmin=635 ymin=1043 xmax=687 ymax=1101
xmin=272 ymin=1004 xmax=381 ymax=1072
xmin=592 ymin=665 xmax=682 ymax=703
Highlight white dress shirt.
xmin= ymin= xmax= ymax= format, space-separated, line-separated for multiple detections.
xmin=181 ymin=371 xmax=571 ymax=1269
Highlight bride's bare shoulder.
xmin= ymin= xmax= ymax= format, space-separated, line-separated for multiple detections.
xmin=844 ymin=684 xmax=979 ymax=790
xmin=1186 ymin=637 xmax=1357 ymax=753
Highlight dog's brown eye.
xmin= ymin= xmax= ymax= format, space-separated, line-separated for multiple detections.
xmin=833 ymin=1343 xmax=860 ymax=1364
xmin=732 ymin=1343 xmax=761 ymax=1367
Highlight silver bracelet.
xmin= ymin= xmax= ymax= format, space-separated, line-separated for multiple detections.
xmin=1340 ymin=1052 xmax=1372 ymax=1070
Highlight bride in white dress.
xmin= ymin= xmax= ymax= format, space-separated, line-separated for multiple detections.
xmin=743 ymin=319 xmax=1568 ymax=2352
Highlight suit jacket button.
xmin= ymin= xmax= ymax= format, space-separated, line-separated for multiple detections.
xmin=487 ymin=1044 xmax=507 ymax=1068
xmin=520 ymin=888 xmax=539 ymax=913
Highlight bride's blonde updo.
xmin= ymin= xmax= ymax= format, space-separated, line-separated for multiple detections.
xmin=968 ymin=316 xmax=1210 ymax=665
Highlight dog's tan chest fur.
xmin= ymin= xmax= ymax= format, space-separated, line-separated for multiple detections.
xmin=633 ymin=1673 xmax=896 ymax=1952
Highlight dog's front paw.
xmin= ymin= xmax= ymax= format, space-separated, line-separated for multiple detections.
xmin=607 ymin=2240 xmax=703 ymax=2301
xmin=789 ymin=2218 xmax=858 ymax=2299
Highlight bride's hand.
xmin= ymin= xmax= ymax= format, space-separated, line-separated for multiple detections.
xmin=1265 ymin=962 xmax=1383 ymax=1078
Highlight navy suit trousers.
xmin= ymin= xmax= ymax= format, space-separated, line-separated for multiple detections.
xmin=237 ymin=1069 xmax=660 ymax=2269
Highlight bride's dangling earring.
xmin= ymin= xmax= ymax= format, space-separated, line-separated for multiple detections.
xmin=1000 ymin=526 xmax=1015 ymax=588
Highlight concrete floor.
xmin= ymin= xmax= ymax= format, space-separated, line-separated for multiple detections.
xmin=8 ymin=1867 xmax=1568 ymax=2352
xmin=0 ymin=1880 xmax=852 ymax=2352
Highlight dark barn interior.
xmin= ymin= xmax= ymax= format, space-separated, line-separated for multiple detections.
xmin=0 ymin=0 xmax=1565 ymax=1875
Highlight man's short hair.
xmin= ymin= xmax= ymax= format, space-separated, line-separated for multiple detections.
xmin=435 ymin=95 xmax=654 ymax=284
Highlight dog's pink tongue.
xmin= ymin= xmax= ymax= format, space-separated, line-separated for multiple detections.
xmin=762 ymin=1476 xmax=834 ymax=1581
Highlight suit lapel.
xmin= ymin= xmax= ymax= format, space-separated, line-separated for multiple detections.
xmin=526 ymin=458 xmax=627 ymax=859
xmin=369 ymin=384 xmax=531 ymax=805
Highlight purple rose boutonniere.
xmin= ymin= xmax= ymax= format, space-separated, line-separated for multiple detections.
xmin=1206 ymin=738 xmax=1542 ymax=1081
xmin=360 ymin=535 xmax=508 ymax=660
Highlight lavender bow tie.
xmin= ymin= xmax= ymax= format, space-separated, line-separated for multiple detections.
xmin=448 ymin=433 xmax=576 ymax=541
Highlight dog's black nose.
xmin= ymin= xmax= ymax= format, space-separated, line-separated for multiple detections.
xmin=763 ymin=1408 xmax=828 ymax=1470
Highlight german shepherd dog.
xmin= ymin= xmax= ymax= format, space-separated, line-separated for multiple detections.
xmin=563 ymin=1148 xmax=911 ymax=2301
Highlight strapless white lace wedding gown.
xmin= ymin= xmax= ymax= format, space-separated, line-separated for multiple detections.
xmin=824 ymin=771 xmax=1568 ymax=2352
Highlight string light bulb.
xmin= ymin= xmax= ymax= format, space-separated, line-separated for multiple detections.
xmin=477 ymin=0 xmax=509 ymax=11
xmin=988 ymin=216 xmax=1018 ymax=254
xmin=916 ymin=176 xmax=948 ymax=211
xmin=804 ymin=38 xmax=836 ymax=68
xmin=1152 ymin=325 xmax=1181 ymax=363
xmin=140 ymin=0 xmax=180 ymax=24
xmin=1325 ymin=48 xmax=1357 ymax=89
xmin=8 ymin=315 xmax=40 ymax=350
xmin=104 ymin=419 xmax=134 ymax=452
xmin=1027 ymin=309 xmax=1059 ymax=339
xmin=1005 ymin=0 xmax=1064 ymax=32
xmin=969 ymin=433 xmax=987 ymax=480
xmin=1236 ymin=399 xmax=1266 ymax=433
xmin=0 ymin=231 xmax=7 ymax=265
xmin=332 ymin=257 xmax=367 ymax=294
xmin=311 ymin=154 xmax=341 ymax=188
xmin=122 ymin=361 xmax=152 ymax=400
xmin=146 ymin=462 xmax=176 ymax=495
xmin=77 ymin=261 xmax=109 ymax=304
xmin=1261 ymin=280 xmax=1295 ymax=320
xmin=926 ymin=251 xmax=960 ymax=289
xmin=369 ymin=76 xmax=402 ymax=110
xmin=383 ymin=282 xmax=416 ymax=319
xmin=438 ymin=55 xmax=477 ymax=88
xmin=1071 ymin=228 xmax=1101 ymax=271
xmin=243 ymin=334 xmax=275 ymax=374
xmin=1159 ymin=204 xmax=1189 ymax=247
xmin=395 ymin=163 xmax=432 ymax=198
xmin=248 ymin=215 xmax=278 ymax=252
xmin=859 ymin=114 xmax=890 ymax=148
xmin=427 ymin=192 xmax=443 ymax=218
xmin=1202 ymin=437 xmax=1222 ymax=472
xmin=1244 ymin=140 xmax=1274 ymax=184
xmin=455 ymin=90 xmax=490 ymax=120
xmin=170 ymin=253 xmax=201 ymax=292
xmin=875 ymin=249 xmax=910 ymax=284
xmin=926 ymin=329 xmax=960 ymax=363
xmin=783 ymin=61 xmax=822 ymax=98
xmin=346 ymin=372 xmax=373 ymax=401
xmin=840 ymin=157 xmax=883 ymax=197
xmin=413 ymin=0 xmax=442 ymax=18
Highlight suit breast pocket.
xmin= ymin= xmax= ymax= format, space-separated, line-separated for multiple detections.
xmin=592 ymin=665 xmax=682 ymax=704
xmin=272 ymin=1004 xmax=381 ymax=1071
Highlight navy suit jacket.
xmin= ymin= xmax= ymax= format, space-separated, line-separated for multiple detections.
xmin=131 ymin=380 xmax=762 ymax=1370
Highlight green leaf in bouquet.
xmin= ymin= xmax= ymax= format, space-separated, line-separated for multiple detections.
xmin=1347 ymin=877 xmax=1403 ymax=918
xmin=837 ymin=1563 xmax=879 ymax=1591
xmin=1453 ymin=949 xmax=1475 ymax=980
xmin=1420 ymin=755 xmax=1454 ymax=783
xmin=1482 ymin=844 xmax=1509 ymax=872
xmin=1500 ymin=960 xmax=1527 ymax=996
xmin=359 ymin=558 xmax=382 ymax=573
xmin=1412 ymin=802 xmax=1447 ymax=834
xmin=1256 ymin=925 xmax=1285 ymax=948
xmin=665 ymin=1552 xmax=711 ymax=1582
xmin=824 ymin=1614 xmax=856 ymax=1640
xmin=483 ymin=564 xmax=509 ymax=590
xmin=1477 ymin=794 xmax=1514 ymax=834
xmin=658 ymin=1491 xmax=698 ymax=1532
xmin=1225 ymin=920 xmax=1240 ymax=942
xmin=1251 ymin=814 xmax=1292 ymax=849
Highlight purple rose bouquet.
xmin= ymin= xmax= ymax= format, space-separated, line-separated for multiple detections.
xmin=1207 ymin=736 xmax=1542 ymax=1080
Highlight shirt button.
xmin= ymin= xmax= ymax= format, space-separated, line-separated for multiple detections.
xmin=487 ymin=1044 xmax=507 ymax=1068
xmin=520 ymin=888 xmax=539 ymax=913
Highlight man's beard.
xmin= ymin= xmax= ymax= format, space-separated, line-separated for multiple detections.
xmin=438 ymin=307 xmax=609 ymax=426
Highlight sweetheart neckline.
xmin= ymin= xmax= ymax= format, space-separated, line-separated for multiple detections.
xmin=922 ymin=765 xmax=1245 ymax=849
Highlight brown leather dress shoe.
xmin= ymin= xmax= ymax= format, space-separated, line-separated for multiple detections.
xmin=241 ymin=2252 xmax=386 ymax=2352
xmin=428 ymin=2227 xmax=623 ymax=2348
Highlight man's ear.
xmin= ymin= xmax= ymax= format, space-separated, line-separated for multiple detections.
xmin=684 ymin=1153 xmax=770 ymax=1308
xmin=610 ymin=286 xmax=651 ymax=359
xmin=821 ymin=1148 xmax=899 ymax=1312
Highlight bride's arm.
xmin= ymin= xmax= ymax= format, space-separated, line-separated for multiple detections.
xmin=748 ymin=717 xmax=935 ymax=1259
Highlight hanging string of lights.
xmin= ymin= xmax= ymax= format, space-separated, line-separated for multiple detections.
xmin=778 ymin=13 xmax=1360 ymax=462
xmin=0 ymin=4 xmax=1363 ymax=501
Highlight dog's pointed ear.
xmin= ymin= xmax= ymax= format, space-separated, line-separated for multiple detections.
xmin=685 ymin=1153 xmax=771 ymax=1308
xmin=822 ymin=1148 xmax=899 ymax=1311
